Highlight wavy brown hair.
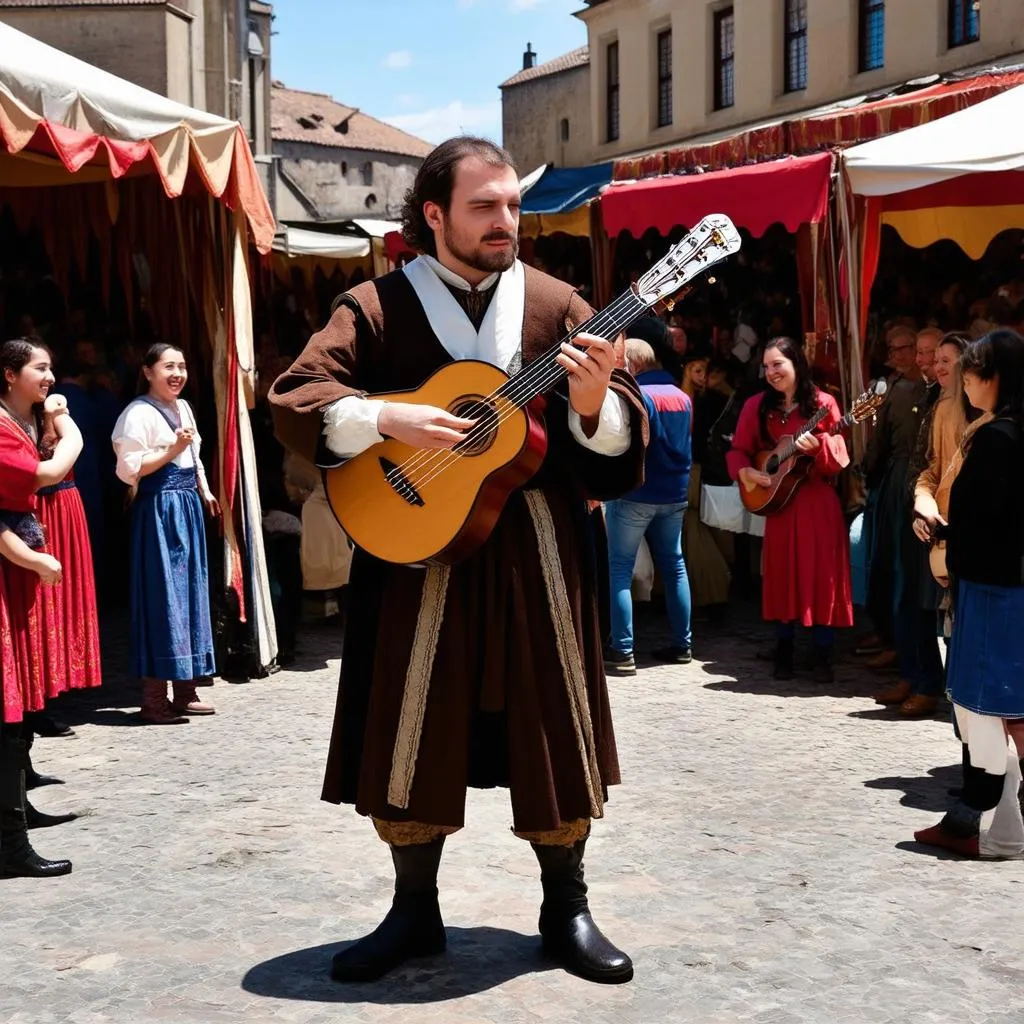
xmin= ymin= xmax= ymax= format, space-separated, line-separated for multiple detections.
xmin=399 ymin=136 xmax=516 ymax=257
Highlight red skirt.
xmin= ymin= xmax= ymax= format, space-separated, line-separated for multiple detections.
xmin=0 ymin=566 xmax=31 ymax=723
xmin=4 ymin=561 xmax=46 ymax=717
xmin=761 ymin=477 xmax=854 ymax=628
xmin=36 ymin=482 xmax=102 ymax=696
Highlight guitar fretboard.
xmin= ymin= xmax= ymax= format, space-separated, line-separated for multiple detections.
xmin=497 ymin=288 xmax=650 ymax=408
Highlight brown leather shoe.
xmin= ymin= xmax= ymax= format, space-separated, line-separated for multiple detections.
xmin=914 ymin=823 xmax=979 ymax=858
xmin=900 ymin=694 xmax=939 ymax=718
xmin=171 ymin=683 xmax=216 ymax=716
xmin=873 ymin=679 xmax=912 ymax=705
xmin=865 ymin=649 xmax=899 ymax=672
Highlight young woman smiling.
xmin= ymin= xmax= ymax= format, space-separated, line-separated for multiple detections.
xmin=111 ymin=344 xmax=220 ymax=724
xmin=727 ymin=337 xmax=853 ymax=681
xmin=915 ymin=330 xmax=1024 ymax=858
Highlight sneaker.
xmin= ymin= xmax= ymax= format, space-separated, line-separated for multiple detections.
xmin=652 ymin=646 xmax=693 ymax=665
xmin=603 ymin=649 xmax=636 ymax=676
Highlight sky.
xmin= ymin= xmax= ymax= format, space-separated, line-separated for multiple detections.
xmin=269 ymin=0 xmax=589 ymax=146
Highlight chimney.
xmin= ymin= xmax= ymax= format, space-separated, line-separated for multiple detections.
xmin=523 ymin=42 xmax=537 ymax=70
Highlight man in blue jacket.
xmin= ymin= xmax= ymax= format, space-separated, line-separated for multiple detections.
xmin=604 ymin=339 xmax=693 ymax=676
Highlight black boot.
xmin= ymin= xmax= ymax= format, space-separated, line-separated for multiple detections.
xmin=532 ymin=835 xmax=633 ymax=984
xmin=23 ymin=727 xmax=63 ymax=790
xmin=773 ymin=637 xmax=794 ymax=680
xmin=25 ymin=710 xmax=75 ymax=738
xmin=811 ymin=645 xmax=834 ymax=684
xmin=0 ymin=732 xmax=72 ymax=878
xmin=330 ymin=836 xmax=446 ymax=983
xmin=24 ymin=783 xmax=77 ymax=830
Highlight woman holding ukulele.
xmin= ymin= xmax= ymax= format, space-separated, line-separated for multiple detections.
xmin=727 ymin=337 xmax=853 ymax=681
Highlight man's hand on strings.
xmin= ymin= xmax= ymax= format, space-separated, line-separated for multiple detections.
xmin=378 ymin=403 xmax=476 ymax=450
xmin=557 ymin=333 xmax=616 ymax=425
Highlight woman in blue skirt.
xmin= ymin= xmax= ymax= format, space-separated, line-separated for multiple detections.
xmin=915 ymin=329 xmax=1024 ymax=857
xmin=111 ymin=344 xmax=220 ymax=724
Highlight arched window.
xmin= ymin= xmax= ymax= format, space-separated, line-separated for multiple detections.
xmin=362 ymin=162 xmax=373 ymax=186
xmin=560 ymin=118 xmax=570 ymax=142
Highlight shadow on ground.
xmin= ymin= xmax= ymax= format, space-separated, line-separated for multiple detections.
xmin=241 ymin=926 xmax=554 ymax=1004
xmin=864 ymin=762 xmax=961 ymax=812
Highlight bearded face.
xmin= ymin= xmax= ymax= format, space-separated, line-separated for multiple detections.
xmin=427 ymin=156 xmax=522 ymax=279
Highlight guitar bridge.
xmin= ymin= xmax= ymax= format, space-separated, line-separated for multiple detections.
xmin=381 ymin=458 xmax=424 ymax=507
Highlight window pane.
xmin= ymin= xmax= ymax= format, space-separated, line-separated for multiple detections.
xmin=715 ymin=9 xmax=735 ymax=110
xmin=860 ymin=0 xmax=885 ymax=71
xmin=657 ymin=29 xmax=672 ymax=127
xmin=785 ymin=0 xmax=807 ymax=92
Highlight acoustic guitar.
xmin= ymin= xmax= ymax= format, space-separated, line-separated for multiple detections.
xmin=323 ymin=214 xmax=742 ymax=566
xmin=739 ymin=379 xmax=888 ymax=516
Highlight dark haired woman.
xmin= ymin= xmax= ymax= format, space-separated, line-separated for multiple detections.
xmin=111 ymin=344 xmax=219 ymax=724
xmin=0 ymin=339 xmax=102 ymax=711
xmin=915 ymin=330 xmax=1024 ymax=858
xmin=727 ymin=337 xmax=853 ymax=680
xmin=0 ymin=338 xmax=89 ymax=876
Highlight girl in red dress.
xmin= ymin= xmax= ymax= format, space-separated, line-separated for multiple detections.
xmin=0 ymin=339 xmax=88 ymax=877
xmin=727 ymin=337 xmax=854 ymax=681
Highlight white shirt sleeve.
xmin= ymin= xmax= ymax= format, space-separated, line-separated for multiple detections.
xmin=323 ymin=396 xmax=387 ymax=459
xmin=111 ymin=401 xmax=155 ymax=486
xmin=567 ymin=390 xmax=632 ymax=457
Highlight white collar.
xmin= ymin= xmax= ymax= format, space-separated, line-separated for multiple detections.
xmin=403 ymin=255 xmax=525 ymax=370
xmin=421 ymin=254 xmax=500 ymax=294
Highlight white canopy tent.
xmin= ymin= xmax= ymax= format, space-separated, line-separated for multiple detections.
xmin=843 ymin=82 xmax=1024 ymax=196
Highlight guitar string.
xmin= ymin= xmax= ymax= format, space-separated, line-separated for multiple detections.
xmin=384 ymin=235 xmax=728 ymax=494
xmin=386 ymin=286 xmax=644 ymax=483
xmin=386 ymin=234 xmax=724 ymax=486
xmin=383 ymin=286 xmax=645 ymax=488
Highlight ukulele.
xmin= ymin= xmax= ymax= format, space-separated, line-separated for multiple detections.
xmin=323 ymin=214 xmax=742 ymax=566
xmin=739 ymin=379 xmax=888 ymax=516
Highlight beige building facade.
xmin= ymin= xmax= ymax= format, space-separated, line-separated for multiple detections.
xmin=506 ymin=0 xmax=1024 ymax=167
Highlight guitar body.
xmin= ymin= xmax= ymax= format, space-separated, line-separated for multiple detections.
xmin=323 ymin=360 xmax=548 ymax=566
xmin=740 ymin=438 xmax=814 ymax=516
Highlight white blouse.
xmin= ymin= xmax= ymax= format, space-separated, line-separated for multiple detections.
xmin=111 ymin=398 xmax=213 ymax=499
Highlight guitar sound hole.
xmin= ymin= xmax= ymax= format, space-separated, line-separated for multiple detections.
xmin=765 ymin=454 xmax=780 ymax=474
xmin=449 ymin=395 xmax=499 ymax=456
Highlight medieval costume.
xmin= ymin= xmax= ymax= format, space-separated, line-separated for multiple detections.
xmin=112 ymin=398 xmax=216 ymax=718
xmin=270 ymin=255 xmax=648 ymax=984
xmin=727 ymin=390 xmax=853 ymax=677
xmin=0 ymin=415 xmax=74 ymax=877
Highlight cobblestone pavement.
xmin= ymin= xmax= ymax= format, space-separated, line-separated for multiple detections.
xmin=3 ymin=603 xmax=1023 ymax=1024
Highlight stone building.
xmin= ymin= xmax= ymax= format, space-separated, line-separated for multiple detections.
xmin=503 ymin=0 xmax=1024 ymax=165
xmin=0 ymin=0 xmax=274 ymax=197
xmin=500 ymin=42 xmax=591 ymax=171
xmin=271 ymin=83 xmax=432 ymax=224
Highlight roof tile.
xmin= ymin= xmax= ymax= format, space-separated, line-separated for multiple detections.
xmin=271 ymin=83 xmax=432 ymax=159
xmin=500 ymin=45 xmax=589 ymax=88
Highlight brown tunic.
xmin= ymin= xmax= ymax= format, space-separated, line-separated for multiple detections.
xmin=269 ymin=263 xmax=649 ymax=832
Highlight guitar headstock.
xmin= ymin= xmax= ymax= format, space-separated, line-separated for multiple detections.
xmin=635 ymin=214 xmax=742 ymax=310
xmin=848 ymin=378 xmax=888 ymax=424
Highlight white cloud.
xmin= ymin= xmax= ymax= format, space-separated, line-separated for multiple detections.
xmin=382 ymin=50 xmax=413 ymax=69
xmin=383 ymin=100 xmax=502 ymax=145
xmin=394 ymin=93 xmax=422 ymax=109
xmin=509 ymin=0 xmax=549 ymax=9
xmin=457 ymin=0 xmax=478 ymax=6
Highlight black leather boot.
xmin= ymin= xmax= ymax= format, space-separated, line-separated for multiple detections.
xmin=773 ymin=637 xmax=795 ymax=680
xmin=23 ymin=726 xmax=63 ymax=790
xmin=330 ymin=836 xmax=446 ymax=982
xmin=0 ymin=733 xmax=72 ymax=878
xmin=811 ymin=645 xmax=834 ymax=684
xmin=24 ymin=781 xmax=77 ymax=830
xmin=532 ymin=836 xmax=633 ymax=984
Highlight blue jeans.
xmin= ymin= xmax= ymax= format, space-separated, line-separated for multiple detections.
xmin=606 ymin=499 xmax=692 ymax=656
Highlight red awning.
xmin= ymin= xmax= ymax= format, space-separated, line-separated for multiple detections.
xmin=601 ymin=152 xmax=833 ymax=239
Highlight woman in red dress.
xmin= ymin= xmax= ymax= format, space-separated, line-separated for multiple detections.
xmin=0 ymin=338 xmax=94 ymax=877
xmin=727 ymin=337 xmax=853 ymax=681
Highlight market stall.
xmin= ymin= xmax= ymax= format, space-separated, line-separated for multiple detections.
xmin=0 ymin=22 xmax=279 ymax=674
xmin=840 ymin=82 xmax=1024 ymax=398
